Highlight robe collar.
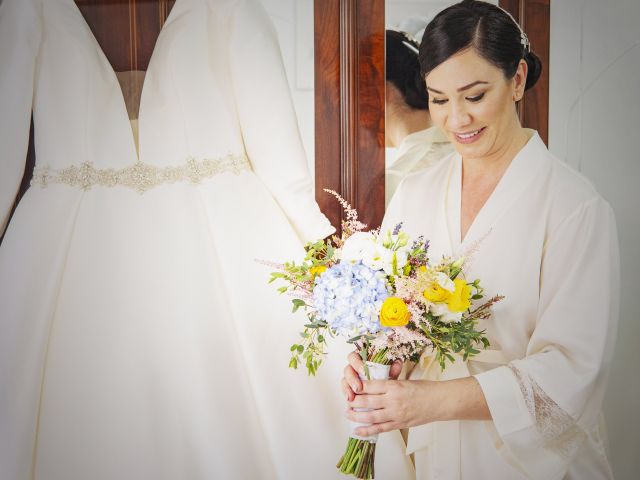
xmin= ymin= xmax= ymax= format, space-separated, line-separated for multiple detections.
xmin=443 ymin=129 xmax=547 ymax=256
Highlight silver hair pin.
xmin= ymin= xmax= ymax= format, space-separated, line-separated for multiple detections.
xmin=498 ymin=6 xmax=531 ymax=53
xmin=520 ymin=32 xmax=531 ymax=52
xmin=401 ymin=40 xmax=419 ymax=55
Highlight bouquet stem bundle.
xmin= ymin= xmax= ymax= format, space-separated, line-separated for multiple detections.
xmin=337 ymin=348 xmax=390 ymax=479
xmin=337 ymin=437 xmax=377 ymax=479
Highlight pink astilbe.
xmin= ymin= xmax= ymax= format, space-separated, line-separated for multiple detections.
xmin=395 ymin=272 xmax=431 ymax=307
xmin=287 ymin=289 xmax=314 ymax=302
xmin=379 ymin=326 xmax=431 ymax=362
xmin=459 ymin=229 xmax=491 ymax=272
xmin=255 ymin=259 xmax=286 ymax=271
xmin=408 ymin=302 xmax=430 ymax=332
xmin=465 ymin=294 xmax=504 ymax=321
xmin=323 ymin=189 xmax=367 ymax=241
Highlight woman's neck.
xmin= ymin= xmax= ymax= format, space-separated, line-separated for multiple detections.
xmin=462 ymin=125 xmax=531 ymax=180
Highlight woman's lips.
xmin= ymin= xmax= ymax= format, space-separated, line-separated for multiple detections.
xmin=453 ymin=127 xmax=486 ymax=144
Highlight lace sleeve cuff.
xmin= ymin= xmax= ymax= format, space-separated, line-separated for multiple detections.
xmin=474 ymin=365 xmax=588 ymax=478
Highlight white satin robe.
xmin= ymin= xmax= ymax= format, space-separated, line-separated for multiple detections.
xmin=382 ymin=131 xmax=619 ymax=479
xmin=0 ymin=0 xmax=419 ymax=478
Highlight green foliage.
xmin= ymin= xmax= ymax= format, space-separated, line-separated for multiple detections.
xmin=418 ymin=314 xmax=490 ymax=370
xmin=287 ymin=316 xmax=333 ymax=376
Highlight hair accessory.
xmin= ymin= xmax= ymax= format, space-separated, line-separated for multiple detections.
xmin=401 ymin=40 xmax=419 ymax=55
xmin=520 ymin=31 xmax=531 ymax=52
xmin=497 ymin=6 xmax=531 ymax=53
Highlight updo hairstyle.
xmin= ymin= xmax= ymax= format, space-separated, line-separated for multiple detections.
xmin=419 ymin=0 xmax=542 ymax=91
xmin=386 ymin=30 xmax=429 ymax=110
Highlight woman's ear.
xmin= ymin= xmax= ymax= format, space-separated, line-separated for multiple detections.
xmin=513 ymin=59 xmax=528 ymax=101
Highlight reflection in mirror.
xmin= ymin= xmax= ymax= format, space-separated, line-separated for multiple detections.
xmin=384 ymin=1 xmax=499 ymax=208
xmin=384 ymin=30 xmax=453 ymax=206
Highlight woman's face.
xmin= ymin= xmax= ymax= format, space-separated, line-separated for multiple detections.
xmin=425 ymin=48 xmax=526 ymax=160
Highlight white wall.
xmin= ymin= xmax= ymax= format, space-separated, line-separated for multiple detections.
xmin=261 ymin=0 xmax=315 ymax=175
xmin=549 ymin=1 xmax=640 ymax=478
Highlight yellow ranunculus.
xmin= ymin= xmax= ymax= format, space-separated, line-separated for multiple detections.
xmin=380 ymin=297 xmax=411 ymax=327
xmin=423 ymin=283 xmax=451 ymax=303
xmin=309 ymin=265 xmax=327 ymax=279
xmin=447 ymin=278 xmax=471 ymax=312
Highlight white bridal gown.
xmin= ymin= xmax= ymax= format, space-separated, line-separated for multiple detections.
xmin=0 ymin=0 xmax=421 ymax=479
xmin=383 ymin=131 xmax=619 ymax=480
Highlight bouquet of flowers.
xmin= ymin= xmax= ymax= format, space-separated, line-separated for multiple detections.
xmin=266 ymin=190 xmax=502 ymax=479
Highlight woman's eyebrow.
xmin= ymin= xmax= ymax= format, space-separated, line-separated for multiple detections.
xmin=426 ymin=80 xmax=489 ymax=95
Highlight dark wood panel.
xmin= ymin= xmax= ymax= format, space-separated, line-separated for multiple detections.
xmin=500 ymin=0 xmax=550 ymax=145
xmin=314 ymin=0 xmax=343 ymax=231
xmin=355 ymin=0 xmax=385 ymax=230
xmin=77 ymin=0 xmax=175 ymax=72
xmin=314 ymin=0 xmax=385 ymax=232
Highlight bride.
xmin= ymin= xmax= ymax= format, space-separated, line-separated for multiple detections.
xmin=0 ymin=0 xmax=353 ymax=478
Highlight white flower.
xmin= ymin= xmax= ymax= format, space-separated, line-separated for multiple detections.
xmin=361 ymin=242 xmax=389 ymax=271
xmin=433 ymin=272 xmax=455 ymax=292
xmin=340 ymin=232 xmax=377 ymax=264
xmin=381 ymin=249 xmax=408 ymax=276
xmin=430 ymin=302 xmax=462 ymax=324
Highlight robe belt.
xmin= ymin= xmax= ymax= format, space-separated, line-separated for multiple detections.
xmin=406 ymin=349 xmax=509 ymax=480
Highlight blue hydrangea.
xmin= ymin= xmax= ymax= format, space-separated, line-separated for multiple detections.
xmin=313 ymin=261 xmax=389 ymax=337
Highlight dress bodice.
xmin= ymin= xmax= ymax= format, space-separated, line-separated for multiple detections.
xmin=32 ymin=0 xmax=246 ymax=170
xmin=1 ymin=0 xmax=334 ymax=242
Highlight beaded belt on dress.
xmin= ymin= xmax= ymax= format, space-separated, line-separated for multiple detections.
xmin=30 ymin=154 xmax=252 ymax=193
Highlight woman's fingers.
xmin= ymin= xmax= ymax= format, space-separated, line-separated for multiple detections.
xmin=343 ymin=363 xmax=363 ymax=393
xmin=360 ymin=379 xmax=392 ymax=394
xmin=347 ymin=351 xmax=364 ymax=375
xmin=389 ymin=359 xmax=403 ymax=380
xmin=341 ymin=377 xmax=355 ymax=401
xmin=347 ymin=390 xmax=385 ymax=410
xmin=354 ymin=421 xmax=397 ymax=437
xmin=345 ymin=406 xmax=389 ymax=424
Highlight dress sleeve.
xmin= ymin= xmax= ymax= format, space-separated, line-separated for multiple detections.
xmin=227 ymin=0 xmax=335 ymax=243
xmin=0 ymin=0 xmax=41 ymax=236
xmin=474 ymin=197 xmax=620 ymax=479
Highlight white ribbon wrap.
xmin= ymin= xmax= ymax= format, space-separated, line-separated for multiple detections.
xmin=348 ymin=361 xmax=391 ymax=443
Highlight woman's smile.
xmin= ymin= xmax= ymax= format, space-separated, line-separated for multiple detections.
xmin=453 ymin=126 xmax=487 ymax=144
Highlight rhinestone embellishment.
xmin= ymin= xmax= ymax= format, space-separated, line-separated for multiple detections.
xmin=31 ymin=154 xmax=252 ymax=193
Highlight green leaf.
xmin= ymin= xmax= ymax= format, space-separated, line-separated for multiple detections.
xmin=291 ymin=299 xmax=306 ymax=313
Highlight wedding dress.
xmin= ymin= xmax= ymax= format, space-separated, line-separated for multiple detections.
xmin=0 ymin=1 xmax=420 ymax=478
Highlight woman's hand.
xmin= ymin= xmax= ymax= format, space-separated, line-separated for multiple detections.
xmin=345 ymin=378 xmax=438 ymax=436
xmin=342 ymin=371 xmax=491 ymax=436
xmin=340 ymin=351 xmax=403 ymax=402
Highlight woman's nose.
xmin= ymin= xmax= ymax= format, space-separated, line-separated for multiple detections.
xmin=447 ymin=102 xmax=472 ymax=131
